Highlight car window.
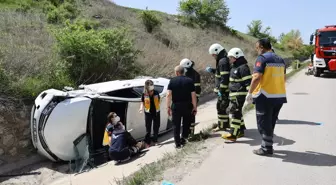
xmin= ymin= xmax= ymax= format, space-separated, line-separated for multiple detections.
xmin=154 ymin=85 xmax=164 ymax=93
xmin=132 ymin=85 xmax=164 ymax=94
xmin=133 ymin=86 xmax=144 ymax=95
xmin=106 ymin=87 xmax=141 ymax=98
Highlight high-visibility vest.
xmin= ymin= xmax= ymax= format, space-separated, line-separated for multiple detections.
xmin=144 ymin=94 xmax=160 ymax=113
xmin=252 ymin=53 xmax=286 ymax=99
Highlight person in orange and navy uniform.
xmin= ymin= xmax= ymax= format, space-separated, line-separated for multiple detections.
xmin=246 ymin=38 xmax=287 ymax=156
xmin=139 ymin=79 xmax=161 ymax=147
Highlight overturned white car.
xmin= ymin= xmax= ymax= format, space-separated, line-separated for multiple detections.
xmin=30 ymin=77 xmax=172 ymax=162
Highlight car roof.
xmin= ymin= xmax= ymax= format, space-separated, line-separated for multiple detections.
xmin=81 ymin=77 xmax=170 ymax=94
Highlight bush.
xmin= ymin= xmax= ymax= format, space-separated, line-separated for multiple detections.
xmin=292 ymin=45 xmax=314 ymax=60
xmin=0 ymin=66 xmax=10 ymax=94
xmin=178 ymin=0 xmax=229 ymax=28
xmin=54 ymin=21 xmax=141 ymax=85
xmin=46 ymin=1 xmax=78 ymax=24
xmin=139 ymin=10 xmax=162 ymax=33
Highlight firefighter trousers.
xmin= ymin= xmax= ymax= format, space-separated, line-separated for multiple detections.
xmin=228 ymin=96 xmax=245 ymax=136
xmin=255 ymin=101 xmax=283 ymax=152
xmin=216 ymin=93 xmax=230 ymax=130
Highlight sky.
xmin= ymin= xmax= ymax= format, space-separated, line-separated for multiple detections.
xmin=112 ymin=0 xmax=336 ymax=44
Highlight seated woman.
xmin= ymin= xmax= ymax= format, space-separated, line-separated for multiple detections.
xmin=106 ymin=112 xmax=145 ymax=164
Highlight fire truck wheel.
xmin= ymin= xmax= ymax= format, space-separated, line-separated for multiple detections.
xmin=313 ymin=67 xmax=321 ymax=77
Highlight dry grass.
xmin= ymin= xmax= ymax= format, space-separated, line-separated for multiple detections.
xmin=0 ymin=0 xmax=293 ymax=97
xmin=79 ymin=0 xmax=273 ymax=96
xmin=0 ymin=10 xmax=54 ymax=78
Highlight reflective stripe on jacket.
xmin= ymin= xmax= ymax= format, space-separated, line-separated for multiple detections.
xmin=228 ymin=57 xmax=252 ymax=99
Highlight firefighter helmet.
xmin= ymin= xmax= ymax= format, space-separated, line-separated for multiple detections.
xmin=180 ymin=58 xmax=193 ymax=68
xmin=209 ymin=43 xmax=225 ymax=55
xmin=227 ymin=47 xmax=244 ymax=58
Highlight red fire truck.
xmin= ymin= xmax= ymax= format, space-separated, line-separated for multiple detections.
xmin=309 ymin=25 xmax=336 ymax=77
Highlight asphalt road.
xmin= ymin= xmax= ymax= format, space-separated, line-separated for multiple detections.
xmin=177 ymin=70 xmax=336 ymax=185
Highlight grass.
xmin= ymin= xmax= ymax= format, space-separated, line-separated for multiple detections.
xmin=115 ymin=126 xmax=213 ymax=185
xmin=0 ymin=0 xmax=294 ymax=98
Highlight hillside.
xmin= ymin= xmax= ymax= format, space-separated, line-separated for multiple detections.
xmin=0 ymin=0 xmax=293 ymax=99
xmin=0 ymin=0 xmax=296 ymax=166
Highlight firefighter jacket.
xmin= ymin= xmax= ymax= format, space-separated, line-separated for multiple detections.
xmin=141 ymin=90 xmax=160 ymax=113
xmin=229 ymin=57 xmax=252 ymax=99
xmin=209 ymin=50 xmax=230 ymax=94
xmin=185 ymin=66 xmax=201 ymax=98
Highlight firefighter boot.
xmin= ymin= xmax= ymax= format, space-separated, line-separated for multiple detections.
xmin=221 ymin=132 xmax=237 ymax=142
xmin=222 ymin=128 xmax=239 ymax=142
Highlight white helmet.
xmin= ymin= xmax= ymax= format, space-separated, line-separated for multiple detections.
xmin=227 ymin=47 xmax=244 ymax=58
xmin=209 ymin=43 xmax=225 ymax=55
xmin=180 ymin=58 xmax=193 ymax=68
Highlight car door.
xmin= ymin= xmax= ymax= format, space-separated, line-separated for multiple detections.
xmin=97 ymin=92 xmax=146 ymax=141
xmin=153 ymin=85 xmax=170 ymax=133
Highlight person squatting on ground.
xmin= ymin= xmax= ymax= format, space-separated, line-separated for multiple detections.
xmin=139 ymin=79 xmax=161 ymax=147
xmin=222 ymin=47 xmax=252 ymax=142
xmin=179 ymin=58 xmax=201 ymax=137
xmin=245 ymin=38 xmax=287 ymax=156
xmin=206 ymin=43 xmax=231 ymax=132
xmin=106 ymin=112 xmax=145 ymax=164
xmin=166 ymin=65 xmax=197 ymax=148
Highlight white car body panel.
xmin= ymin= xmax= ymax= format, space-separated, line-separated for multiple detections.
xmin=30 ymin=77 xmax=172 ymax=162
xmin=44 ymin=97 xmax=91 ymax=161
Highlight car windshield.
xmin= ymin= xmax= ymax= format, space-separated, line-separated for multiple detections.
xmin=318 ymin=31 xmax=336 ymax=46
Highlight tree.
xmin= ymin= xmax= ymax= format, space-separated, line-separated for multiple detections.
xmin=247 ymin=20 xmax=276 ymax=43
xmin=178 ymin=0 xmax=230 ymax=28
xmin=280 ymin=29 xmax=303 ymax=50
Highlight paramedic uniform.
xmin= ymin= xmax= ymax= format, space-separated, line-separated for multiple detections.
xmin=252 ymin=52 xmax=287 ymax=153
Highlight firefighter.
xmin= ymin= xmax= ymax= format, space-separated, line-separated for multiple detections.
xmin=179 ymin=58 xmax=201 ymax=137
xmin=206 ymin=43 xmax=231 ymax=132
xmin=221 ymin=48 xmax=252 ymax=141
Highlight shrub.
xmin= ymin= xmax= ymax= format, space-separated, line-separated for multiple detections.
xmin=46 ymin=0 xmax=78 ymax=24
xmin=54 ymin=21 xmax=141 ymax=85
xmin=178 ymin=0 xmax=230 ymax=28
xmin=139 ymin=10 xmax=162 ymax=33
xmin=0 ymin=66 xmax=10 ymax=94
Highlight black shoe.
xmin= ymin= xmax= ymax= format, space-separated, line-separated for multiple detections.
xmin=181 ymin=138 xmax=188 ymax=146
xmin=253 ymin=148 xmax=273 ymax=156
xmin=175 ymin=144 xmax=182 ymax=149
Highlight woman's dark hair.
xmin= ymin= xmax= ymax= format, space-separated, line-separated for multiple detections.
xmin=107 ymin=112 xmax=117 ymax=122
xmin=257 ymin=38 xmax=272 ymax=50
